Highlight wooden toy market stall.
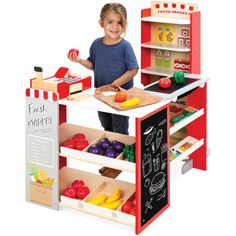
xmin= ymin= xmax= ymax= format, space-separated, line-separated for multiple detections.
xmin=25 ymin=1 xmax=208 ymax=234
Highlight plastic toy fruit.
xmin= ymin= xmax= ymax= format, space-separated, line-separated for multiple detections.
xmin=62 ymin=139 xmax=75 ymax=149
xmin=75 ymin=139 xmax=89 ymax=150
xmin=159 ymin=77 xmax=171 ymax=89
xmin=120 ymin=97 xmax=140 ymax=108
xmin=64 ymin=186 xmax=77 ymax=198
xmin=68 ymin=48 xmax=79 ymax=57
xmin=122 ymin=200 xmax=135 ymax=213
xmin=77 ymin=186 xmax=90 ymax=200
xmin=101 ymin=199 xmax=123 ymax=210
xmin=106 ymin=188 xmax=121 ymax=204
xmin=173 ymin=71 xmax=185 ymax=84
xmin=87 ymin=194 xmax=107 ymax=205
xmin=114 ymin=91 xmax=128 ymax=102
xmin=129 ymin=206 xmax=136 ymax=215
xmin=72 ymin=179 xmax=84 ymax=189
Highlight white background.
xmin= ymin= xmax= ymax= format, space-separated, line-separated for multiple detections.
xmin=1 ymin=0 xmax=236 ymax=235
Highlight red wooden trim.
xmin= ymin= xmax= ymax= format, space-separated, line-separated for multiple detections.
xmin=43 ymin=91 xmax=48 ymax=100
xmin=34 ymin=89 xmax=39 ymax=98
xmin=52 ymin=92 xmax=58 ymax=101
xmin=141 ymin=8 xmax=151 ymax=18
xmin=135 ymin=104 xmax=170 ymax=234
xmin=190 ymin=11 xmax=201 ymax=74
xmin=26 ymin=88 xmax=30 ymax=97
xmin=187 ymin=85 xmax=207 ymax=170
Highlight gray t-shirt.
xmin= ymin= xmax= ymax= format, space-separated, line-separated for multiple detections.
xmin=87 ymin=37 xmax=139 ymax=89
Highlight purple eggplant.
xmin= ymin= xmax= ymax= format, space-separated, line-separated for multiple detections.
xmin=88 ymin=144 xmax=102 ymax=155
xmin=112 ymin=140 xmax=125 ymax=153
xmin=100 ymin=138 xmax=111 ymax=150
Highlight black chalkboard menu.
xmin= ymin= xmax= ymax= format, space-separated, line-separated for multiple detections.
xmin=140 ymin=107 xmax=168 ymax=227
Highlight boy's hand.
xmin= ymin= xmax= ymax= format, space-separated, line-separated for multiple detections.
xmin=68 ymin=52 xmax=80 ymax=62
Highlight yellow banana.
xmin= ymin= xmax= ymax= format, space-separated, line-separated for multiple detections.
xmin=101 ymin=199 xmax=123 ymax=210
xmin=87 ymin=194 xmax=107 ymax=205
xmin=120 ymin=98 xmax=140 ymax=108
xmin=106 ymin=188 xmax=121 ymax=204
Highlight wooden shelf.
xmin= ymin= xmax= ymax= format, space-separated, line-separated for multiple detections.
xmin=170 ymin=136 xmax=204 ymax=180
xmin=59 ymin=123 xmax=136 ymax=172
xmin=59 ymin=167 xmax=135 ymax=226
xmin=141 ymin=66 xmax=176 ymax=77
xmin=141 ymin=16 xmax=190 ymax=25
xmin=141 ymin=42 xmax=190 ymax=52
xmin=170 ymin=108 xmax=204 ymax=135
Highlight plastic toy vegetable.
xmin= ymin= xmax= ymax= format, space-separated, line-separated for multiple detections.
xmin=77 ymin=186 xmax=90 ymax=200
xmin=104 ymin=148 xmax=117 ymax=158
xmin=114 ymin=91 xmax=128 ymax=102
xmin=159 ymin=77 xmax=171 ymax=89
xmin=100 ymin=138 xmax=111 ymax=150
xmin=62 ymin=139 xmax=75 ymax=149
xmin=173 ymin=71 xmax=185 ymax=84
xmin=120 ymin=98 xmax=140 ymax=108
xmin=123 ymin=144 xmax=135 ymax=162
xmin=72 ymin=133 xmax=86 ymax=142
xmin=88 ymin=144 xmax=102 ymax=155
xmin=112 ymin=140 xmax=125 ymax=153
xmin=75 ymin=139 xmax=89 ymax=150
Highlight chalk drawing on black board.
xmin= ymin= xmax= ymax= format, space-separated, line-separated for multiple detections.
xmin=149 ymin=172 xmax=166 ymax=195
xmin=158 ymin=118 xmax=167 ymax=126
xmin=151 ymin=142 xmax=155 ymax=154
xmin=155 ymin=129 xmax=163 ymax=150
xmin=145 ymin=128 xmax=156 ymax=146
xmin=161 ymin=162 xmax=167 ymax=170
xmin=153 ymin=154 xmax=160 ymax=172
xmin=143 ymin=126 xmax=154 ymax=135
xmin=142 ymin=153 xmax=152 ymax=178
xmin=155 ymin=188 xmax=166 ymax=201
xmin=161 ymin=143 xmax=168 ymax=162
xmin=144 ymin=197 xmax=153 ymax=214
xmin=144 ymin=178 xmax=151 ymax=188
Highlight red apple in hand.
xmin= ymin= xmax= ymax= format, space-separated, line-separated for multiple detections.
xmin=64 ymin=186 xmax=77 ymax=198
xmin=77 ymin=186 xmax=90 ymax=200
xmin=68 ymin=48 xmax=79 ymax=58
xmin=72 ymin=179 xmax=84 ymax=189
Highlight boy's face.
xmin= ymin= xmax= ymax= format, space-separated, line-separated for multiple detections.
xmin=100 ymin=11 xmax=124 ymax=41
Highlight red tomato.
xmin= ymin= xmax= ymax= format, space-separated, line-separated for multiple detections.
xmin=159 ymin=77 xmax=171 ymax=89
xmin=114 ymin=92 xmax=128 ymax=103
xmin=75 ymin=139 xmax=89 ymax=150
xmin=72 ymin=133 xmax=86 ymax=142
xmin=68 ymin=48 xmax=79 ymax=57
xmin=62 ymin=139 xmax=75 ymax=149
xmin=64 ymin=186 xmax=77 ymax=198
xmin=71 ymin=180 xmax=84 ymax=190
xmin=77 ymin=186 xmax=90 ymax=200
xmin=129 ymin=206 xmax=136 ymax=215
xmin=122 ymin=200 xmax=135 ymax=213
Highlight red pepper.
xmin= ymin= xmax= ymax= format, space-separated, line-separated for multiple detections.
xmin=159 ymin=77 xmax=171 ymax=89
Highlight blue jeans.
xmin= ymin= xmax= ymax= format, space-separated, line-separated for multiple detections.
xmin=97 ymin=111 xmax=129 ymax=135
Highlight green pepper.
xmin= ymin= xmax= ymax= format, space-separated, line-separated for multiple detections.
xmin=123 ymin=144 xmax=135 ymax=162
xmin=173 ymin=71 xmax=185 ymax=84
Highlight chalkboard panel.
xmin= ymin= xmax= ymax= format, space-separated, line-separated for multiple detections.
xmin=140 ymin=108 xmax=168 ymax=227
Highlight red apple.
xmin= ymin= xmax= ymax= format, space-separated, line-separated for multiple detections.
xmin=129 ymin=206 xmax=136 ymax=215
xmin=63 ymin=186 xmax=77 ymax=198
xmin=77 ymin=186 xmax=90 ymax=200
xmin=122 ymin=201 xmax=135 ymax=214
xmin=68 ymin=48 xmax=79 ymax=58
xmin=71 ymin=179 xmax=84 ymax=189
